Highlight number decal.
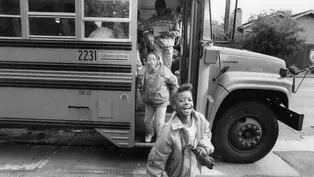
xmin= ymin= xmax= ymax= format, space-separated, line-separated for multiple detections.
xmin=79 ymin=90 xmax=91 ymax=95
xmin=89 ymin=51 xmax=94 ymax=61
xmin=83 ymin=50 xmax=88 ymax=61
xmin=78 ymin=50 xmax=83 ymax=60
xmin=78 ymin=50 xmax=97 ymax=61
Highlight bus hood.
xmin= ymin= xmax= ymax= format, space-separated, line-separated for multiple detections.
xmin=216 ymin=47 xmax=285 ymax=75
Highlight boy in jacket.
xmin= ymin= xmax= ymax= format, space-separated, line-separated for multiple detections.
xmin=141 ymin=0 xmax=181 ymax=69
xmin=146 ymin=83 xmax=214 ymax=177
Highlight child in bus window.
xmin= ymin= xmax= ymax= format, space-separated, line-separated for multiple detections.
xmin=146 ymin=83 xmax=215 ymax=177
xmin=137 ymin=52 xmax=178 ymax=143
xmin=88 ymin=22 xmax=115 ymax=39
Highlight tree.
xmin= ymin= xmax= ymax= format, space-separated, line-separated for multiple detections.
xmin=241 ymin=10 xmax=305 ymax=58
xmin=212 ymin=20 xmax=225 ymax=40
xmin=212 ymin=19 xmax=248 ymax=49
xmin=84 ymin=0 xmax=129 ymax=18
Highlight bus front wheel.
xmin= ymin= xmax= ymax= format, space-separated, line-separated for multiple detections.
xmin=213 ymin=101 xmax=278 ymax=163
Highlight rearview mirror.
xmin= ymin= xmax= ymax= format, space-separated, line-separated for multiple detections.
xmin=211 ymin=0 xmax=238 ymax=43
xmin=310 ymin=50 xmax=314 ymax=64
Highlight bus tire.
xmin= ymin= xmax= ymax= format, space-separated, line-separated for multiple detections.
xmin=213 ymin=101 xmax=278 ymax=163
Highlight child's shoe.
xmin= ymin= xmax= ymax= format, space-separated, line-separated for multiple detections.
xmin=145 ymin=134 xmax=153 ymax=143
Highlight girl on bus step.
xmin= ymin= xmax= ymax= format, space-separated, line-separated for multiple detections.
xmin=137 ymin=52 xmax=178 ymax=143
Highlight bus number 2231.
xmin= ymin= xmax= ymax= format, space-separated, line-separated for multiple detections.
xmin=78 ymin=50 xmax=97 ymax=61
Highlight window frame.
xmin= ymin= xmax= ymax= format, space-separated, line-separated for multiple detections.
xmin=0 ymin=0 xmax=132 ymax=42
xmin=0 ymin=0 xmax=22 ymax=39
xmin=80 ymin=0 xmax=132 ymax=42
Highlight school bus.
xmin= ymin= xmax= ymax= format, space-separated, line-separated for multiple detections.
xmin=0 ymin=0 xmax=304 ymax=163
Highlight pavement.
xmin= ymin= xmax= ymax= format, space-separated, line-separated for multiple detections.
xmin=0 ymin=128 xmax=313 ymax=177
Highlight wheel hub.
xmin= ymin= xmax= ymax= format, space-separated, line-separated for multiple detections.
xmin=229 ymin=116 xmax=263 ymax=150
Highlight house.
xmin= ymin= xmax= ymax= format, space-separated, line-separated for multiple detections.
xmin=240 ymin=9 xmax=314 ymax=69
xmin=241 ymin=12 xmax=286 ymax=33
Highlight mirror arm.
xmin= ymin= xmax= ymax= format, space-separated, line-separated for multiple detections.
xmin=230 ymin=0 xmax=239 ymax=42
xmin=291 ymin=66 xmax=314 ymax=93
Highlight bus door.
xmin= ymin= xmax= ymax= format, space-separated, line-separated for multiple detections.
xmin=180 ymin=0 xmax=222 ymax=116
xmin=180 ymin=0 xmax=202 ymax=102
xmin=0 ymin=0 xmax=138 ymax=147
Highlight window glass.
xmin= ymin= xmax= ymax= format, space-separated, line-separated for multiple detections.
xmin=28 ymin=0 xmax=75 ymax=13
xmin=84 ymin=0 xmax=129 ymax=18
xmin=0 ymin=17 xmax=21 ymax=37
xmin=85 ymin=22 xmax=129 ymax=39
xmin=0 ymin=0 xmax=20 ymax=15
xmin=29 ymin=17 xmax=75 ymax=36
xmin=0 ymin=0 xmax=21 ymax=37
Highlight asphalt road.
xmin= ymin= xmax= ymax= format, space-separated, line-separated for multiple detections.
xmin=0 ymin=77 xmax=313 ymax=177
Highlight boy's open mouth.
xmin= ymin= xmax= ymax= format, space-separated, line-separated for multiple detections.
xmin=182 ymin=107 xmax=192 ymax=111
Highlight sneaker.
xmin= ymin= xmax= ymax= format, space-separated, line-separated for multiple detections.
xmin=145 ymin=134 xmax=153 ymax=143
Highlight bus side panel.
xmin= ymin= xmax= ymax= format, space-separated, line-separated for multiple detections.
xmin=0 ymin=88 xmax=133 ymax=122
xmin=0 ymin=46 xmax=135 ymax=127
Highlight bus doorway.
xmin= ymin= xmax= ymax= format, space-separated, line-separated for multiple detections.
xmin=134 ymin=0 xmax=201 ymax=145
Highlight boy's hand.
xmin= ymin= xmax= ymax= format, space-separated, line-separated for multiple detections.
xmin=147 ymin=42 xmax=154 ymax=51
xmin=136 ymin=77 xmax=143 ymax=89
xmin=192 ymin=146 xmax=215 ymax=170
xmin=196 ymin=147 xmax=207 ymax=157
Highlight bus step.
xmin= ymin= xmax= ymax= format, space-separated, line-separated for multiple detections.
xmin=95 ymin=128 xmax=131 ymax=147
xmin=134 ymin=141 xmax=154 ymax=148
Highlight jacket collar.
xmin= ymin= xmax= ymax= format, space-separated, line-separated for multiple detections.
xmin=171 ymin=110 xmax=199 ymax=130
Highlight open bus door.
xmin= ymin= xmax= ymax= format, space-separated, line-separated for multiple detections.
xmin=180 ymin=0 xmax=202 ymax=101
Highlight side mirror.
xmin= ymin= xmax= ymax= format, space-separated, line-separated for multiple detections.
xmin=211 ymin=0 xmax=239 ymax=43
xmin=310 ymin=50 xmax=314 ymax=64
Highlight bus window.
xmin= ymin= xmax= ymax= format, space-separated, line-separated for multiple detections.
xmin=84 ymin=0 xmax=129 ymax=18
xmin=84 ymin=0 xmax=130 ymax=40
xmin=28 ymin=0 xmax=75 ymax=12
xmin=28 ymin=0 xmax=75 ymax=37
xmin=0 ymin=0 xmax=21 ymax=37
xmin=29 ymin=17 xmax=75 ymax=36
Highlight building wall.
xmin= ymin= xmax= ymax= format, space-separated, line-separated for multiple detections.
xmin=296 ymin=15 xmax=314 ymax=44
xmin=283 ymin=14 xmax=314 ymax=69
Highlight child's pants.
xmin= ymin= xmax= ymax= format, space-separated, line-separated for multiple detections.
xmin=144 ymin=105 xmax=167 ymax=137
xmin=153 ymin=43 xmax=173 ymax=69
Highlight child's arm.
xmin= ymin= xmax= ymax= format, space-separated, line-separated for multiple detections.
xmin=164 ymin=67 xmax=179 ymax=95
xmin=169 ymin=17 xmax=181 ymax=38
xmin=146 ymin=125 xmax=172 ymax=177
xmin=197 ymin=113 xmax=215 ymax=155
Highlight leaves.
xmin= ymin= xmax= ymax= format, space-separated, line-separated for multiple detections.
xmin=242 ymin=11 xmax=306 ymax=58
xmin=84 ymin=0 xmax=129 ymax=18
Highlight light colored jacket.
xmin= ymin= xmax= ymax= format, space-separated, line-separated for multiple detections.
xmin=137 ymin=64 xmax=178 ymax=107
xmin=88 ymin=27 xmax=115 ymax=39
xmin=142 ymin=14 xmax=181 ymax=48
xmin=146 ymin=111 xmax=215 ymax=177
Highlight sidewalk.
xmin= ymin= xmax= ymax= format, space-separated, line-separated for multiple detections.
xmin=0 ymin=130 xmax=313 ymax=177
xmin=273 ymin=136 xmax=314 ymax=151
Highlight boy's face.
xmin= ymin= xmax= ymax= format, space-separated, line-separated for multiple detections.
xmin=174 ymin=90 xmax=194 ymax=117
xmin=146 ymin=54 xmax=158 ymax=69
xmin=156 ymin=8 xmax=166 ymax=16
